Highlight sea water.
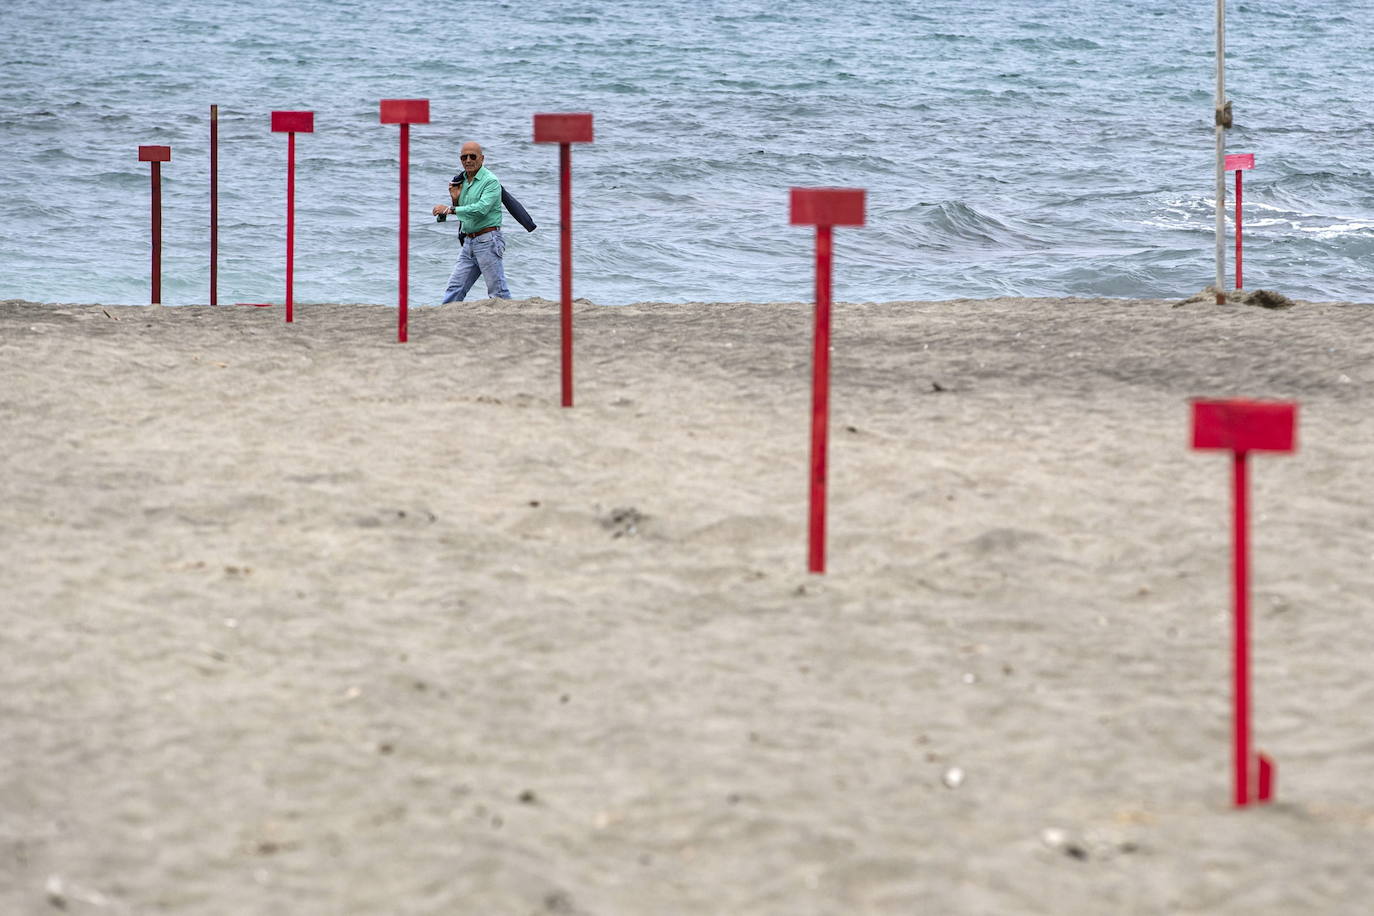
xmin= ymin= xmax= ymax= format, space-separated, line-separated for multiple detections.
xmin=1 ymin=0 xmax=1371 ymax=306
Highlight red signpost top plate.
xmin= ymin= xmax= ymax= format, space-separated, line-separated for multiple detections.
xmin=1225 ymin=153 xmax=1255 ymax=171
xmin=138 ymin=145 xmax=171 ymax=162
xmin=790 ymin=187 xmax=866 ymax=227
xmin=533 ymin=113 xmax=594 ymax=144
xmin=1192 ymin=399 xmax=1297 ymax=453
xmin=270 ymin=111 xmax=315 ymax=133
xmin=379 ymin=99 xmax=430 ymax=124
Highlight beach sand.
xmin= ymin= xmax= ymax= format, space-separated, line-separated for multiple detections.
xmin=2 ymin=295 xmax=1372 ymax=914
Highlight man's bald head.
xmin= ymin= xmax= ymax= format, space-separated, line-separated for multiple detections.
xmin=460 ymin=142 xmax=485 ymax=178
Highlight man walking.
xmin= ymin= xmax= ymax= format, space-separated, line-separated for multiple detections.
xmin=434 ymin=141 xmax=510 ymax=301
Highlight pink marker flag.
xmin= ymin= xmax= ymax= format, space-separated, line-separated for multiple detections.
xmin=380 ymin=99 xmax=430 ymax=343
xmin=1223 ymin=153 xmax=1256 ymax=288
xmin=270 ymin=111 xmax=315 ymax=323
xmin=1192 ymin=398 xmax=1297 ymax=808
xmin=533 ymin=112 xmax=594 ymax=407
xmin=137 ymin=145 xmax=171 ymax=305
xmin=789 ymin=187 xmax=865 ymax=574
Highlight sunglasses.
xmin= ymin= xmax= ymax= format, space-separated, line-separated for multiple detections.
xmin=460 ymin=153 xmax=480 ymax=161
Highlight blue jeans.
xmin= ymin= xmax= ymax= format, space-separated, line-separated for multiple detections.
xmin=442 ymin=230 xmax=510 ymax=301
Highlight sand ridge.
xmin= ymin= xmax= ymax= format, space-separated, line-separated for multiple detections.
xmin=1 ymin=296 xmax=1372 ymax=914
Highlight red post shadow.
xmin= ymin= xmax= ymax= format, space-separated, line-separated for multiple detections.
xmin=137 ymin=145 xmax=171 ymax=304
xmin=1192 ymin=398 xmax=1297 ymax=808
xmin=533 ymin=113 xmax=594 ymax=407
xmin=790 ymin=187 xmax=865 ymax=574
xmin=270 ymin=111 xmax=315 ymax=323
xmin=380 ymin=99 xmax=430 ymax=343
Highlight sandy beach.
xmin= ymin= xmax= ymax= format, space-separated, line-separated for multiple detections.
xmin=2 ymin=294 xmax=1372 ymax=914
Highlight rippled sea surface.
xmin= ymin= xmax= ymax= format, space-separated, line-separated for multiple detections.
xmin=2 ymin=0 xmax=1372 ymax=305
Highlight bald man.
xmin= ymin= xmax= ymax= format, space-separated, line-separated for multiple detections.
xmin=433 ymin=141 xmax=510 ymax=300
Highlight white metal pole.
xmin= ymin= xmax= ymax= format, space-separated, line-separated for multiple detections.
xmin=1215 ymin=0 xmax=1227 ymax=301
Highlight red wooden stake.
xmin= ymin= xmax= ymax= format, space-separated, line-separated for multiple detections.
xmin=152 ymin=160 xmax=163 ymax=303
xmin=790 ymin=187 xmax=865 ymax=573
xmin=138 ymin=145 xmax=171 ymax=304
xmin=380 ymin=99 xmax=430 ymax=343
xmin=210 ymin=105 xmax=218 ymax=305
xmin=809 ymin=224 xmax=833 ymax=573
xmin=400 ymin=122 xmax=410 ymax=341
xmin=1224 ymin=154 xmax=1254 ymax=291
xmin=1235 ymin=168 xmax=1243 ymax=290
xmin=1231 ymin=449 xmax=1254 ymax=805
xmin=534 ymin=113 xmax=594 ymax=408
xmin=1192 ymin=397 xmax=1296 ymax=808
xmin=287 ymin=131 xmax=295 ymax=321
xmin=270 ymin=111 xmax=314 ymax=323
xmin=559 ymin=142 xmax=572 ymax=405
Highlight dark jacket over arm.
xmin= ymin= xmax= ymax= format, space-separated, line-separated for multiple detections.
xmin=501 ymin=188 xmax=537 ymax=232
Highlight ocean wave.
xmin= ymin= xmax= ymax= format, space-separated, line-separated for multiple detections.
xmin=4 ymin=0 xmax=1374 ymax=305
xmin=1008 ymin=36 xmax=1103 ymax=51
xmin=874 ymin=201 xmax=1047 ymax=252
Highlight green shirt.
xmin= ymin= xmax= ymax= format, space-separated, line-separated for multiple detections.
xmin=452 ymin=166 xmax=502 ymax=233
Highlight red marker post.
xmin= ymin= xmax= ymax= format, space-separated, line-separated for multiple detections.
xmin=790 ymin=188 xmax=866 ymax=574
xmin=270 ymin=111 xmax=314 ymax=323
xmin=210 ymin=105 xmax=218 ymax=306
xmin=1225 ymin=153 xmax=1255 ymax=289
xmin=1192 ymin=398 xmax=1297 ymax=808
xmin=137 ymin=145 xmax=171 ymax=304
xmin=379 ymin=99 xmax=430 ymax=343
xmin=533 ymin=113 xmax=594 ymax=407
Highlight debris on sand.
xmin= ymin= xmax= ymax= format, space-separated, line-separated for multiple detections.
xmin=600 ymin=506 xmax=647 ymax=538
xmin=1174 ymin=286 xmax=1297 ymax=309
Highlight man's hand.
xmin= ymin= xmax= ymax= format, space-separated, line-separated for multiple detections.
xmin=431 ymin=204 xmax=452 ymax=217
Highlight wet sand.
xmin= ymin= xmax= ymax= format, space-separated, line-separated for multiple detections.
xmin=2 ymin=295 xmax=1372 ymax=914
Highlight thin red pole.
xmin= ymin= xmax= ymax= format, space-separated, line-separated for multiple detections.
xmin=560 ymin=141 xmax=573 ymax=407
xmin=1235 ymin=169 xmax=1243 ymax=290
xmin=1232 ymin=450 xmax=1250 ymax=806
xmin=150 ymin=161 xmax=162 ymax=304
xmin=808 ymin=225 xmax=833 ymax=574
xmin=286 ymin=131 xmax=295 ymax=323
xmin=210 ymin=105 xmax=218 ymax=305
xmin=398 ymin=122 xmax=409 ymax=343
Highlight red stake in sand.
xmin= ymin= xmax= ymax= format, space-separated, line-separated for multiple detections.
xmin=1192 ymin=398 xmax=1297 ymax=808
xmin=270 ymin=111 xmax=314 ymax=323
xmin=1225 ymin=153 xmax=1255 ymax=290
xmin=210 ymin=105 xmax=219 ymax=306
xmin=137 ymin=145 xmax=171 ymax=305
xmin=790 ymin=188 xmax=866 ymax=574
xmin=380 ymin=99 xmax=430 ymax=343
xmin=533 ymin=113 xmax=594 ymax=408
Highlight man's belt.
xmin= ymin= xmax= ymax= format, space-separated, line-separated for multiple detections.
xmin=468 ymin=226 xmax=500 ymax=237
